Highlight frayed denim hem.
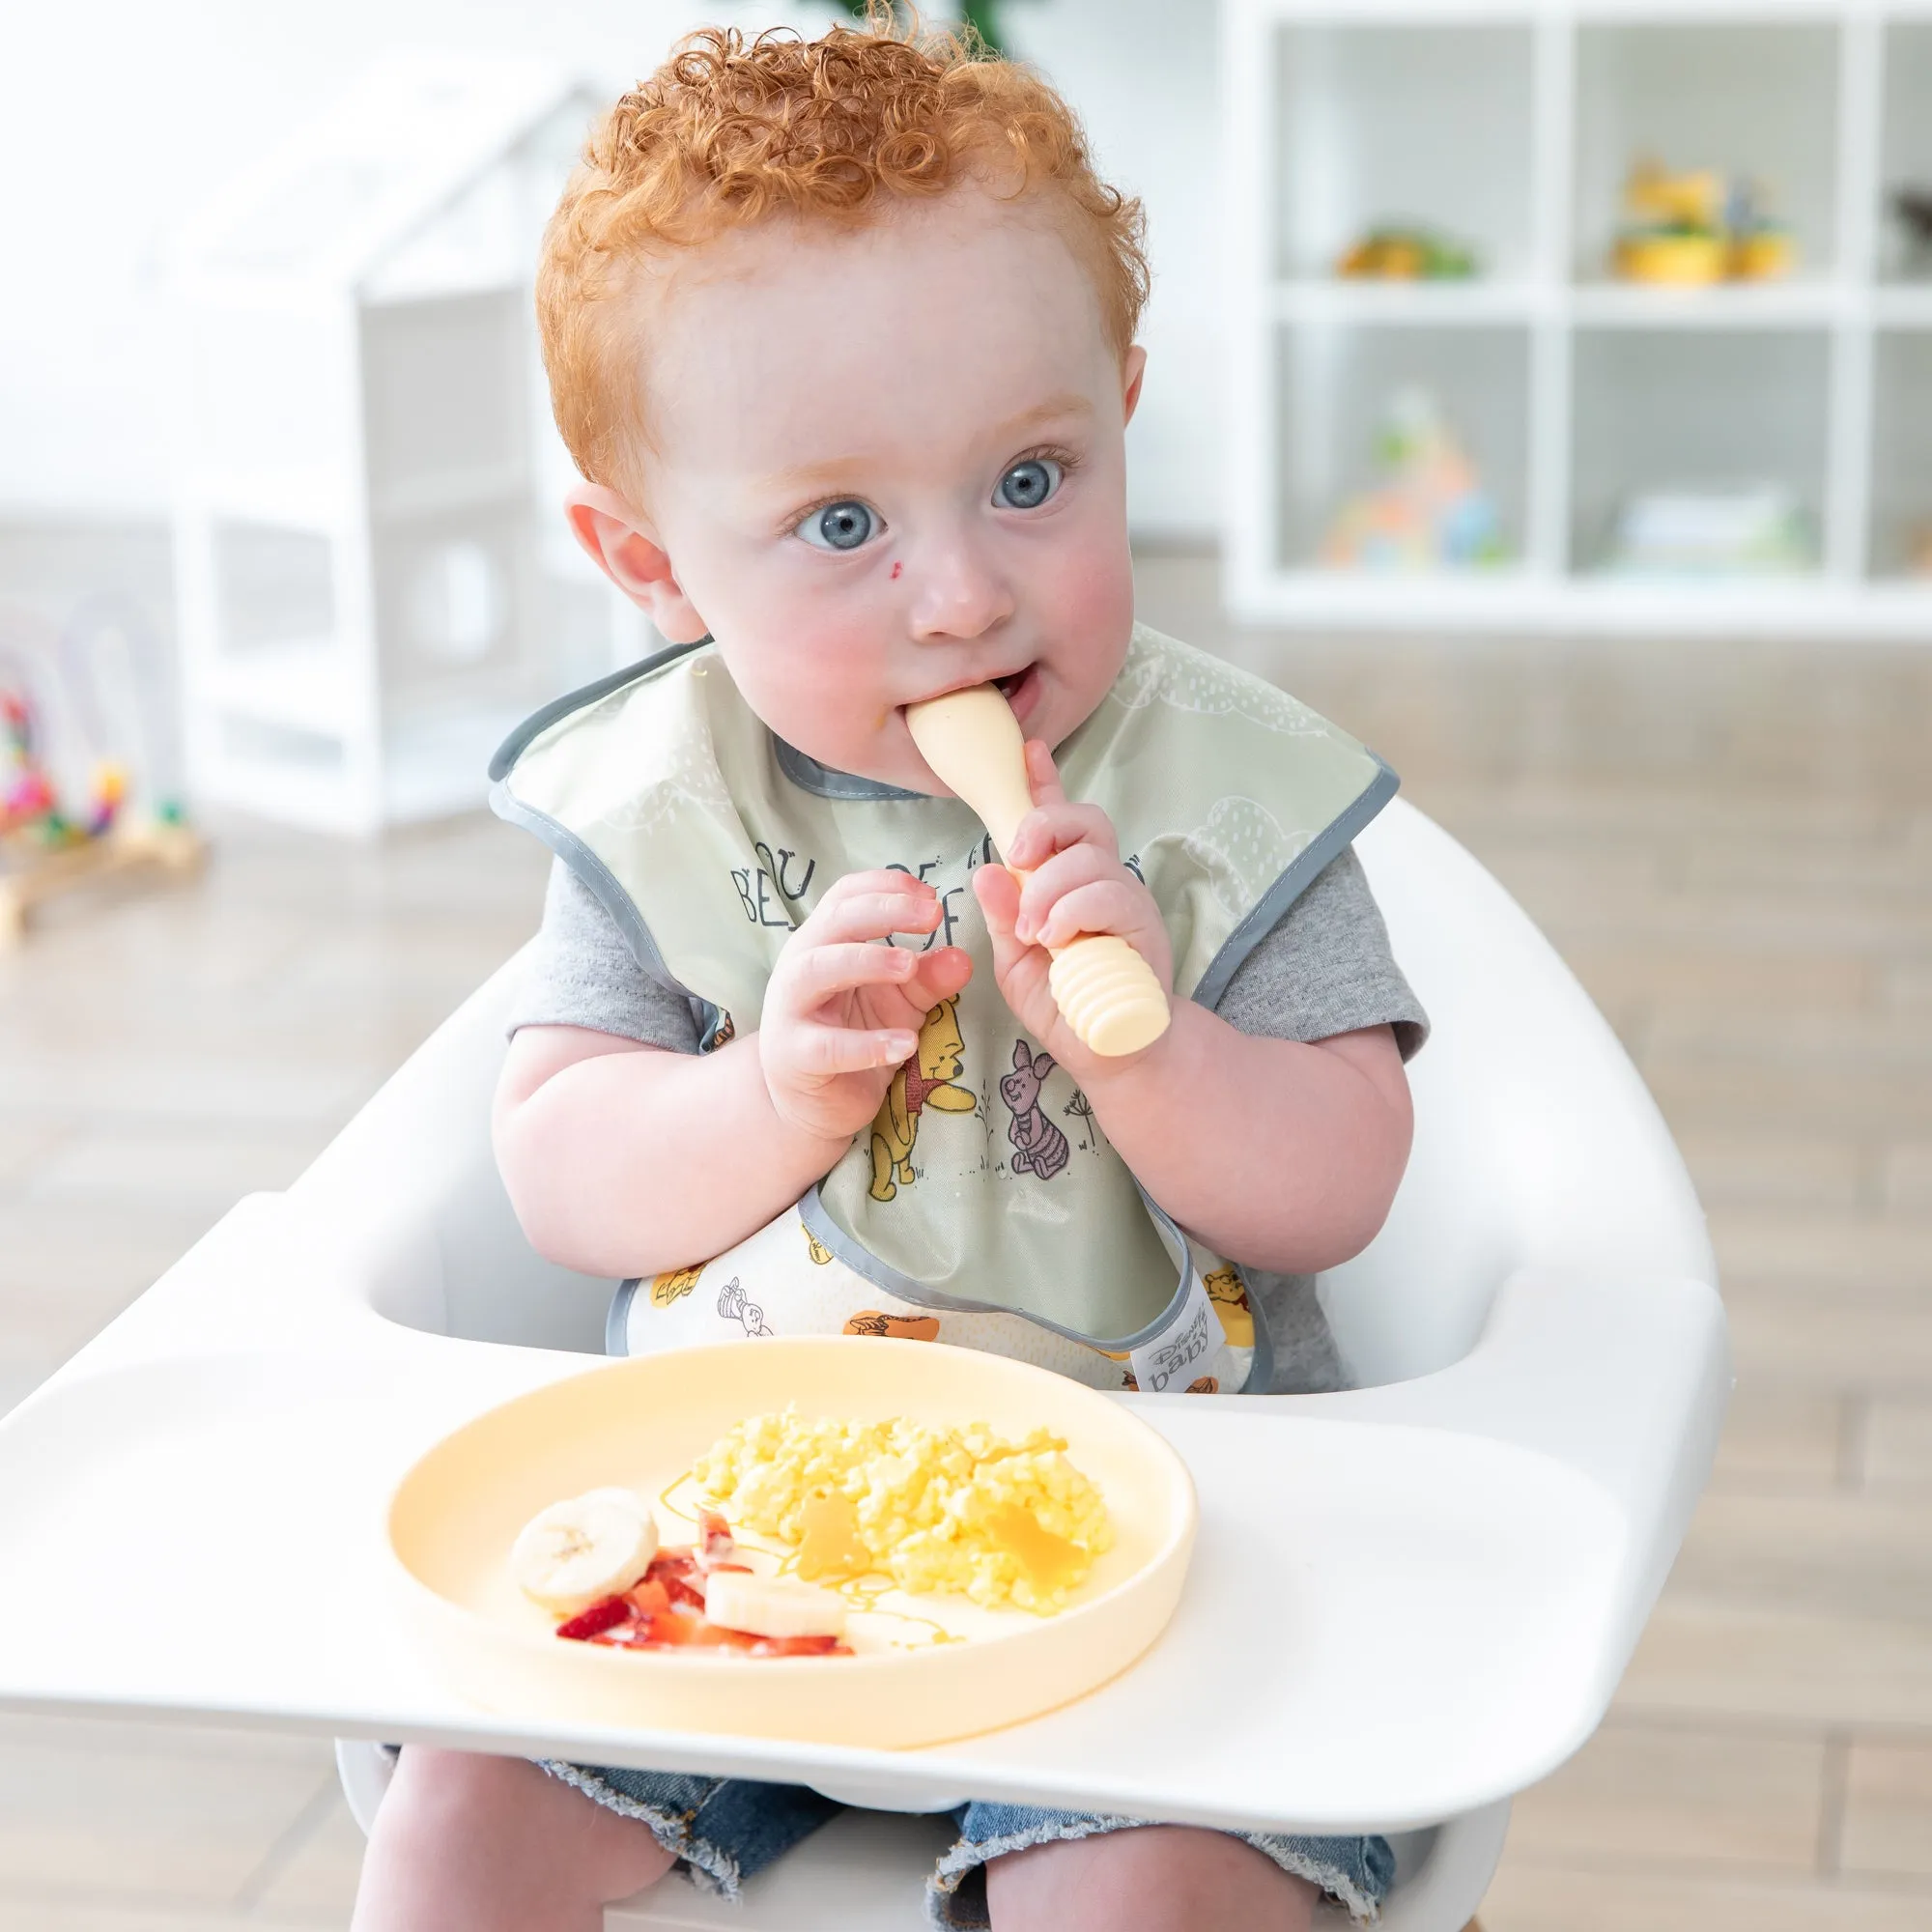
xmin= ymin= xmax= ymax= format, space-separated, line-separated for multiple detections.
xmin=535 ymin=1760 xmax=741 ymax=1899
xmin=926 ymin=1812 xmax=1393 ymax=1928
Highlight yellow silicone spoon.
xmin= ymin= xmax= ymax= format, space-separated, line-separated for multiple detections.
xmin=905 ymin=685 xmax=1170 ymax=1058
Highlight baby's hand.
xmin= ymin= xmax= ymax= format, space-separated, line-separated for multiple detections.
xmin=758 ymin=870 xmax=973 ymax=1143
xmin=971 ymin=742 xmax=1173 ymax=1071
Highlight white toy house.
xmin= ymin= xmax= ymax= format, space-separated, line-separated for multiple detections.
xmin=170 ymin=54 xmax=622 ymax=835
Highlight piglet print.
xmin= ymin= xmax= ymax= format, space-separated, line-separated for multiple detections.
xmin=1000 ymin=1039 xmax=1070 ymax=1180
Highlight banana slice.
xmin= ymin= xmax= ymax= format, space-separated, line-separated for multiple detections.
xmin=512 ymin=1490 xmax=659 ymax=1614
xmin=702 ymin=1571 xmax=848 ymax=1641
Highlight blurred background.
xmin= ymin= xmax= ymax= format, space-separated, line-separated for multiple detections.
xmin=0 ymin=0 xmax=1927 ymax=1926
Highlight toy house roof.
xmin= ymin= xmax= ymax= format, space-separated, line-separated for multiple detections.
xmin=175 ymin=50 xmax=594 ymax=298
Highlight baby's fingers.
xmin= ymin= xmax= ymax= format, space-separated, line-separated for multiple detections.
xmin=780 ymin=1021 xmax=918 ymax=1076
xmin=780 ymin=940 xmax=917 ymax=1011
xmin=802 ymin=880 xmax=942 ymax=947
xmin=1023 ymin=740 xmax=1065 ymax=808
xmin=971 ymin=864 xmax=1032 ymax=980
xmin=900 ymin=943 xmax=974 ymax=1011
xmin=1006 ymin=797 xmax=1120 ymax=873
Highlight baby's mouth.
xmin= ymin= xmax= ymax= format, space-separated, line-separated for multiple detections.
xmin=993 ymin=664 xmax=1041 ymax=719
xmin=904 ymin=664 xmax=1038 ymax=715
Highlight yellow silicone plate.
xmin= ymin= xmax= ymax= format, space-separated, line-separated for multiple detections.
xmin=386 ymin=1338 xmax=1197 ymax=1747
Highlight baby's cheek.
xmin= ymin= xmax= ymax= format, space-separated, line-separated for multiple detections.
xmin=739 ymin=621 xmax=890 ymax=756
xmin=1037 ymin=533 xmax=1135 ymax=687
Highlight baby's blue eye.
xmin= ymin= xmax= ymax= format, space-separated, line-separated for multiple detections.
xmin=796 ymin=500 xmax=880 ymax=552
xmin=995 ymin=458 xmax=1062 ymax=510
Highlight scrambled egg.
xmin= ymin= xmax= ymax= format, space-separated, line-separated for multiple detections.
xmin=693 ymin=1411 xmax=1115 ymax=1614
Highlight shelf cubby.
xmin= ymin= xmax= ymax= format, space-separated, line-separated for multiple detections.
xmin=1225 ymin=1 xmax=1932 ymax=637
xmin=1272 ymin=21 xmax=1537 ymax=285
xmin=1574 ymin=17 xmax=1842 ymax=287
xmin=1881 ymin=19 xmax=1932 ymax=284
xmin=1870 ymin=328 xmax=1932 ymax=578
xmin=1272 ymin=322 xmax=1531 ymax=571
xmin=1570 ymin=327 xmax=1831 ymax=575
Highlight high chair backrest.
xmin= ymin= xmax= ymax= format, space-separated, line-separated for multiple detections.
xmin=289 ymin=798 xmax=1712 ymax=1378
xmin=1331 ymin=802 xmax=1712 ymax=1387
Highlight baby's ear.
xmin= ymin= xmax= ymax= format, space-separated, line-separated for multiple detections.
xmin=564 ymin=484 xmax=709 ymax=643
xmin=1121 ymin=344 xmax=1149 ymax=428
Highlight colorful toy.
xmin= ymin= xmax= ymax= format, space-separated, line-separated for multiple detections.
xmin=1 ymin=692 xmax=57 ymax=832
xmin=1335 ymin=224 xmax=1478 ymax=281
xmin=1613 ymin=156 xmax=1796 ymax=285
xmin=905 ymin=684 xmax=1171 ymax=1057
xmin=0 ymin=601 xmax=203 ymax=947
xmin=1321 ymin=388 xmax=1509 ymax=574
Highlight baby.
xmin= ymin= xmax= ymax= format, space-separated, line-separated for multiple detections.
xmin=354 ymin=18 xmax=1426 ymax=1932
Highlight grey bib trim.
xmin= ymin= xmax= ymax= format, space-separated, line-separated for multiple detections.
xmin=798 ymin=1182 xmax=1194 ymax=1353
xmin=774 ymin=738 xmax=927 ymax=803
xmin=607 ymin=1277 xmax=639 ymax=1356
xmin=1191 ymin=753 xmax=1401 ymax=1013
xmin=489 ymin=779 xmax=714 ymax=1026
xmin=488 ymin=638 xmax=709 ymax=782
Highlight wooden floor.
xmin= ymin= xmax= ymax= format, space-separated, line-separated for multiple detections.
xmin=0 ymin=548 xmax=1927 ymax=1926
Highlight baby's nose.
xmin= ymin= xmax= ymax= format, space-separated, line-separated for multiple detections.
xmin=906 ymin=541 xmax=1014 ymax=640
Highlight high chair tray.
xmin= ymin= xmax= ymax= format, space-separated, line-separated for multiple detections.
xmin=0 ymin=1194 xmax=1726 ymax=1837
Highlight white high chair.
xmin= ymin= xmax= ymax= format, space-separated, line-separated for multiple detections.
xmin=0 ymin=797 xmax=1725 ymax=1932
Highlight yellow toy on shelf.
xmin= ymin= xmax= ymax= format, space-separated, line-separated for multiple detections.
xmin=1612 ymin=156 xmax=1796 ymax=285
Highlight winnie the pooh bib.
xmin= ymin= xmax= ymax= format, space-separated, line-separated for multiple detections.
xmin=493 ymin=625 xmax=1396 ymax=1392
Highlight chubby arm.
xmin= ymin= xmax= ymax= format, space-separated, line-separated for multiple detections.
xmin=494 ymin=871 xmax=972 ymax=1279
xmin=1068 ymin=1012 xmax=1410 ymax=1272
xmin=974 ymin=741 xmax=1412 ymax=1274
xmin=493 ymin=1027 xmax=849 ymax=1278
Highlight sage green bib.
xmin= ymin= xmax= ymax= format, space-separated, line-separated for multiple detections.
xmin=493 ymin=624 xmax=1395 ymax=1387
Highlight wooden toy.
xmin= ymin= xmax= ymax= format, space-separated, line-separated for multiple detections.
xmin=904 ymin=685 xmax=1171 ymax=1057
xmin=0 ymin=611 xmax=205 ymax=948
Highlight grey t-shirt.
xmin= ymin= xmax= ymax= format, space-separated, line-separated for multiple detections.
xmin=510 ymin=847 xmax=1427 ymax=1392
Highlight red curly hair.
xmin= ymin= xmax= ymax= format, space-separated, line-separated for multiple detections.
xmin=537 ymin=16 xmax=1150 ymax=497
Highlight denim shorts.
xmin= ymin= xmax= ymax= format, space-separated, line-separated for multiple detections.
xmin=538 ymin=1761 xmax=1395 ymax=1927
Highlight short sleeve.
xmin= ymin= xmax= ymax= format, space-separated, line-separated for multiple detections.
xmin=507 ymin=860 xmax=704 ymax=1054
xmin=1210 ymin=847 xmax=1429 ymax=1061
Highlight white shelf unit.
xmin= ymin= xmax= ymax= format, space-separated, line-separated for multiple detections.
xmin=1223 ymin=0 xmax=1932 ymax=637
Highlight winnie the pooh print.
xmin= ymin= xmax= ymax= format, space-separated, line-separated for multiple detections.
xmin=867 ymin=996 xmax=976 ymax=1202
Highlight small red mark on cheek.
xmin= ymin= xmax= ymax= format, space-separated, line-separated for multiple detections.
xmin=890 ymin=560 xmax=902 ymax=581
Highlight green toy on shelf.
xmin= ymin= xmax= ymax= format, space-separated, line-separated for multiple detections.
xmin=1335 ymin=224 xmax=1479 ymax=282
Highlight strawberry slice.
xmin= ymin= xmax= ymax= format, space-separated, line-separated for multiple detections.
xmin=643 ymin=1549 xmax=710 ymax=1610
xmin=750 ymin=1634 xmax=852 ymax=1658
xmin=626 ymin=1578 xmax=670 ymax=1618
xmin=555 ymin=1596 xmax=634 ymax=1642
